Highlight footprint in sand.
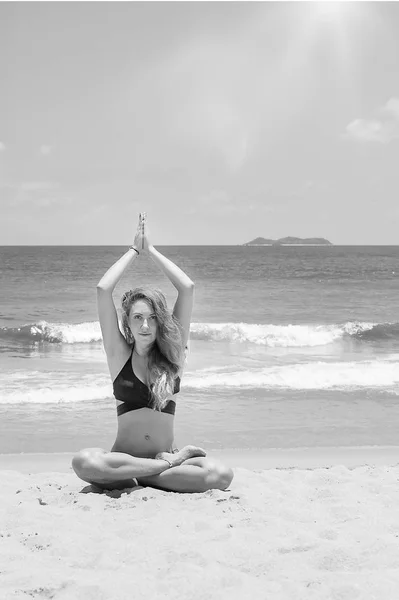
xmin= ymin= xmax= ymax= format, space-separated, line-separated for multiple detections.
xmin=319 ymin=528 xmax=338 ymax=541
xmin=278 ymin=545 xmax=315 ymax=554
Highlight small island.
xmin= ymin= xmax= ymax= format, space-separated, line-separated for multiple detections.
xmin=244 ymin=237 xmax=332 ymax=246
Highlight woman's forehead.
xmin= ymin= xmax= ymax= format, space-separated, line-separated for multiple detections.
xmin=131 ymin=299 xmax=153 ymax=314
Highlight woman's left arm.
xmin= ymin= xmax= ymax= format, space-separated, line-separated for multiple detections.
xmin=148 ymin=245 xmax=194 ymax=349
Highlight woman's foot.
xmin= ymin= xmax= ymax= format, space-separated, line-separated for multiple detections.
xmin=155 ymin=445 xmax=206 ymax=468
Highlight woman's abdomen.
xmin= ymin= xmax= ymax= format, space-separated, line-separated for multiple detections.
xmin=112 ymin=406 xmax=175 ymax=457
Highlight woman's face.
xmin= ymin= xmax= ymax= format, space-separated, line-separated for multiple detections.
xmin=128 ymin=299 xmax=158 ymax=345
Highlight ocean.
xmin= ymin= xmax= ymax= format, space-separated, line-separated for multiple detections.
xmin=1 ymin=245 xmax=399 ymax=455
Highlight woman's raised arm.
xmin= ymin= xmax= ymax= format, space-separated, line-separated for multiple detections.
xmin=142 ymin=216 xmax=194 ymax=349
xmin=97 ymin=215 xmax=143 ymax=359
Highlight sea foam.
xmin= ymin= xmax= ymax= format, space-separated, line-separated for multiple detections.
xmin=184 ymin=358 xmax=399 ymax=392
xmin=2 ymin=319 xmax=394 ymax=347
xmin=189 ymin=321 xmax=378 ymax=347
xmin=1 ymin=357 xmax=399 ymax=405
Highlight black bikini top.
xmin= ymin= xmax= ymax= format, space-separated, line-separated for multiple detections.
xmin=113 ymin=351 xmax=180 ymax=416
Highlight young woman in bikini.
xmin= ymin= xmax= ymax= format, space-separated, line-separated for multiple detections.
xmin=72 ymin=214 xmax=234 ymax=492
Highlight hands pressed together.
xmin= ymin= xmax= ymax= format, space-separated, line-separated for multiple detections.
xmin=133 ymin=212 xmax=152 ymax=254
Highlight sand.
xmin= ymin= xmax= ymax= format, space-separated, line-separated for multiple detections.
xmin=1 ymin=447 xmax=399 ymax=600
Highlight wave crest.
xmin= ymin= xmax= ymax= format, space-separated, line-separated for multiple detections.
xmin=1 ymin=320 xmax=398 ymax=347
xmin=2 ymin=357 xmax=399 ymax=405
xmin=0 ymin=321 xmax=102 ymax=344
xmin=190 ymin=321 xmax=378 ymax=347
xmin=185 ymin=358 xmax=399 ymax=391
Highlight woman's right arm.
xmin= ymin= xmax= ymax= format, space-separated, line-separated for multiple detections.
xmin=97 ymin=248 xmax=139 ymax=357
xmin=97 ymin=216 xmax=143 ymax=358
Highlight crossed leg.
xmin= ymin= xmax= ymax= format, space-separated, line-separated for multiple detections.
xmin=137 ymin=456 xmax=234 ymax=493
xmin=72 ymin=448 xmax=234 ymax=493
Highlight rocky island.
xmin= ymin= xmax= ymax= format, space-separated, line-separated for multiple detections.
xmin=244 ymin=237 xmax=332 ymax=246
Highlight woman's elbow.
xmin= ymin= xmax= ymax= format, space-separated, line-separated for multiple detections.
xmin=179 ymin=279 xmax=194 ymax=292
xmin=96 ymin=282 xmax=109 ymax=293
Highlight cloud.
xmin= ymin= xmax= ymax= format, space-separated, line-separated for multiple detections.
xmin=185 ymin=188 xmax=256 ymax=217
xmin=40 ymin=145 xmax=53 ymax=155
xmin=184 ymin=189 xmax=231 ymax=216
xmin=19 ymin=181 xmax=59 ymax=192
xmin=345 ymin=119 xmax=392 ymax=143
xmin=382 ymin=98 xmax=399 ymax=120
xmin=0 ymin=181 xmax=63 ymax=208
xmin=345 ymin=98 xmax=399 ymax=143
xmin=0 ymin=142 xmax=5 ymax=152
xmin=34 ymin=197 xmax=61 ymax=208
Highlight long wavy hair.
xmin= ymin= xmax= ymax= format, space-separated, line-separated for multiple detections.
xmin=121 ymin=287 xmax=185 ymax=411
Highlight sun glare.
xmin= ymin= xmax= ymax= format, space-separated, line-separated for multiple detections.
xmin=313 ymin=1 xmax=353 ymax=23
xmin=280 ymin=2 xmax=365 ymax=66
xmin=307 ymin=1 xmax=377 ymax=73
xmin=267 ymin=0 xmax=378 ymax=116
xmin=308 ymin=0 xmax=369 ymax=32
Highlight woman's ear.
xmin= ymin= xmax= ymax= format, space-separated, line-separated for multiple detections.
xmin=184 ymin=342 xmax=190 ymax=365
xmin=123 ymin=323 xmax=133 ymax=344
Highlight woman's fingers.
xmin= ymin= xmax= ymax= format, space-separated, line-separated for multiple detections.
xmin=137 ymin=212 xmax=149 ymax=251
xmin=133 ymin=213 xmax=144 ymax=248
xmin=140 ymin=212 xmax=147 ymax=250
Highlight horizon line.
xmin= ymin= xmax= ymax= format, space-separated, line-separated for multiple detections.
xmin=1 ymin=243 xmax=399 ymax=248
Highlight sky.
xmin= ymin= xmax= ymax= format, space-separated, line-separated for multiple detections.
xmin=1 ymin=1 xmax=399 ymax=245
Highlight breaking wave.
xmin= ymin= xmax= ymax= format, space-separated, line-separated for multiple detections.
xmin=1 ymin=320 xmax=398 ymax=348
xmin=1 ymin=357 xmax=399 ymax=405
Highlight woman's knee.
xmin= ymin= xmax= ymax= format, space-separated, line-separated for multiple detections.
xmin=182 ymin=458 xmax=234 ymax=491
xmin=71 ymin=447 xmax=106 ymax=480
xmin=206 ymin=463 xmax=234 ymax=491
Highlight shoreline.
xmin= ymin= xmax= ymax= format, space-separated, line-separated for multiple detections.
xmin=1 ymin=445 xmax=399 ymax=473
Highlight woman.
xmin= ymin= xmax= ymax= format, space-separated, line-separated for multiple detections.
xmin=72 ymin=214 xmax=234 ymax=493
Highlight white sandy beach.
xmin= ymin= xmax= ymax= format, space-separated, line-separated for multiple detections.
xmin=1 ymin=447 xmax=399 ymax=599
